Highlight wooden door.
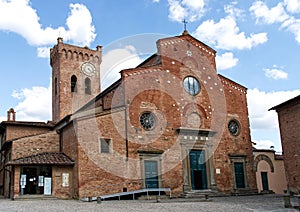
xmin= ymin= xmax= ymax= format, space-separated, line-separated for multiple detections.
xmin=189 ymin=150 xmax=207 ymax=190
xmin=144 ymin=160 xmax=158 ymax=188
xmin=234 ymin=162 xmax=245 ymax=188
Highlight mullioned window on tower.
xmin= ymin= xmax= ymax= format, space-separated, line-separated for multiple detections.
xmin=85 ymin=77 xmax=91 ymax=94
xmin=71 ymin=75 xmax=77 ymax=92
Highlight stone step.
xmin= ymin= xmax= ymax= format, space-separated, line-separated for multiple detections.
xmin=231 ymin=188 xmax=258 ymax=196
xmin=180 ymin=190 xmax=227 ymax=198
xmin=14 ymin=194 xmax=57 ymax=201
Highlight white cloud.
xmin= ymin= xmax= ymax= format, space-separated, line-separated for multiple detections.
xmin=264 ymin=67 xmax=288 ymax=80
xmin=281 ymin=17 xmax=300 ymax=43
xmin=167 ymin=0 xmax=206 ymax=22
xmin=247 ymin=88 xmax=300 ymax=130
xmin=250 ymin=1 xmax=289 ymax=24
xmin=216 ymin=52 xmax=238 ymax=70
xmin=193 ymin=2 xmax=268 ymax=50
xmin=250 ymin=0 xmax=300 ymax=44
xmin=194 ymin=16 xmax=268 ymax=50
xmin=0 ymin=0 xmax=96 ymax=56
xmin=253 ymin=139 xmax=276 ymax=150
xmin=101 ymin=45 xmax=143 ymax=90
xmin=284 ymin=0 xmax=300 ymax=13
xmin=11 ymin=80 xmax=51 ymax=121
xmin=64 ymin=3 xmax=96 ymax=46
xmin=152 ymin=0 xmax=160 ymax=2
xmin=168 ymin=0 xmax=185 ymax=22
xmin=0 ymin=116 xmax=6 ymax=122
xmin=37 ymin=47 xmax=50 ymax=58
xmin=224 ymin=2 xmax=244 ymax=19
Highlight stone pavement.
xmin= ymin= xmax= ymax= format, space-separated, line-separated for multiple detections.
xmin=0 ymin=194 xmax=299 ymax=212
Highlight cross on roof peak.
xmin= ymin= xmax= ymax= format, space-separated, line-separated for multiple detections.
xmin=182 ymin=19 xmax=189 ymax=35
xmin=183 ymin=19 xmax=188 ymax=31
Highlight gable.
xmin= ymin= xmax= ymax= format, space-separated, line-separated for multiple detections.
xmin=156 ymin=33 xmax=217 ymax=73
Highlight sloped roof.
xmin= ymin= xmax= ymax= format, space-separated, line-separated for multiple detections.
xmin=269 ymin=95 xmax=300 ymax=111
xmin=1 ymin=121 xmax=53 ymax=127
xmin=6 ymin=152 xmax=74 ymax=166
xmin=136 ymin=54 xmax=161 ymax=68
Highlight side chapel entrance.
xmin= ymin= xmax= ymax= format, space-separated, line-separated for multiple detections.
xmin=261 ymin=172 xmax=269 ymax=191
xmin=20 ymin=166 xmax=52 ymax=195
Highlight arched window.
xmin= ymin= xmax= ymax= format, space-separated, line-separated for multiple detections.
xmin=71 ymin=75 xmax=77 ymax=92
xmin=85 ymin=77 xmax=91 ymax=94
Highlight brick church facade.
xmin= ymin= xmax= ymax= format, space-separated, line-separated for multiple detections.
xmin=0 ymin=31 xmax=257 ymax=199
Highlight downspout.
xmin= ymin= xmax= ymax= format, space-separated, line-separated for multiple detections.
xmin=0 ymin=152 xmax=5 ymax=196
xmin=122 ymin=75 xmax=129 ymax=161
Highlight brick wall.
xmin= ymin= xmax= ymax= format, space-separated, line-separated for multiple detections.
xmin=6 ymin=125 xmax=51 ymax=141
xmin=216 ymin=76 xmax=256 ymax=192
xmin=61 ymin=123 xmax=79 ymax=198
xmin=13 ymin=166 xmax=20 ymax=198
xmin=277 ymin=103 xmax=300 ymax=193
xmin=52 ymin=166 xmax=73 ymax=199
xmin=12 ymin=131 xmax=59 ymax=160
xmin=60 ymin=33 xmax=257 ymax=198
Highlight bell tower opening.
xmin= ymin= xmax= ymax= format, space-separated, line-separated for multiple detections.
xmin=85 ymin=77 xmax=91 ymax=95
xmin=71 ymin=75 xmax=77 ymax=93
xmin=7 ymin=108 xmax=16 ymax=121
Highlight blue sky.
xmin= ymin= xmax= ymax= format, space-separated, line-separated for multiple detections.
xmin=1 ymin=0 xmax=300 ymax=152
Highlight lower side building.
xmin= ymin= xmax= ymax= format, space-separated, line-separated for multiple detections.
xmin=253 ymin=149 xmax=287 ymax=194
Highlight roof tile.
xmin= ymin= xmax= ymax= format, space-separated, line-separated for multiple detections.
xmin=6 ymin=152 xmax=74 ymax=166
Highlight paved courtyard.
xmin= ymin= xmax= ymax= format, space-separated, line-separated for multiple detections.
xmin=0 ymin=194 xmax=299 ymax=212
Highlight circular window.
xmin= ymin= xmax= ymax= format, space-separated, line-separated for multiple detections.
xmin=140 ymin=112 xmax=156 ymax=130
xmin=183 ymin=76 xmax=200 ymax=96
xmin=228 ymin=120 xmax=240 ymax=136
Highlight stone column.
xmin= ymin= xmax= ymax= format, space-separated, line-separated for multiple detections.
xmin=207 ymin=143 xmax=216 ymax=190
xmin=180 ymin=140 xmax=190 ymax=192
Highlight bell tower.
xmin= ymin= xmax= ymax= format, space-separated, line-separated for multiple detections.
xmin=50 ymin=37 xmax=102 ymax=123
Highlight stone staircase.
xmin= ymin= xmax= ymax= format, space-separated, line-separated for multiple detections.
xmin=180 ymin=189 xmax=227 ymax=199
xmin=231 ymin=188 xmax=258 ymax=196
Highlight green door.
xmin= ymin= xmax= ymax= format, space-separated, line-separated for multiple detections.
xmin=234 ymin=162 xmax=245 ymax=188
xmin=261 ymin=172 xmax=269 ymax=190
xmin=144 ymin=161 xmax=159 ymax=188
xmin=189 ymin=150 xmax=207 ymax=190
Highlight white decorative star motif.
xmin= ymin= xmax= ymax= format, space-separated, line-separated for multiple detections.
xmin=186 ymin=50 xmax=192 ymax=57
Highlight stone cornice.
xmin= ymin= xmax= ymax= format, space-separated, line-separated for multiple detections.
xmin=176 ymin=127 xmax=216 ymax=136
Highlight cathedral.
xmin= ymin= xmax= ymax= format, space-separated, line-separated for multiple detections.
xmin=0 ymin=31 xmax=257 ymax=199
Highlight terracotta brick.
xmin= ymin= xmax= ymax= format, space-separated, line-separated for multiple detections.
xmin=0 ymin=33 xmax=257 ymax=200
xmin=60 ymin=34 xmax=257 ymax=198
xmin=271 ymin=96 xmax=300 ymax=194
